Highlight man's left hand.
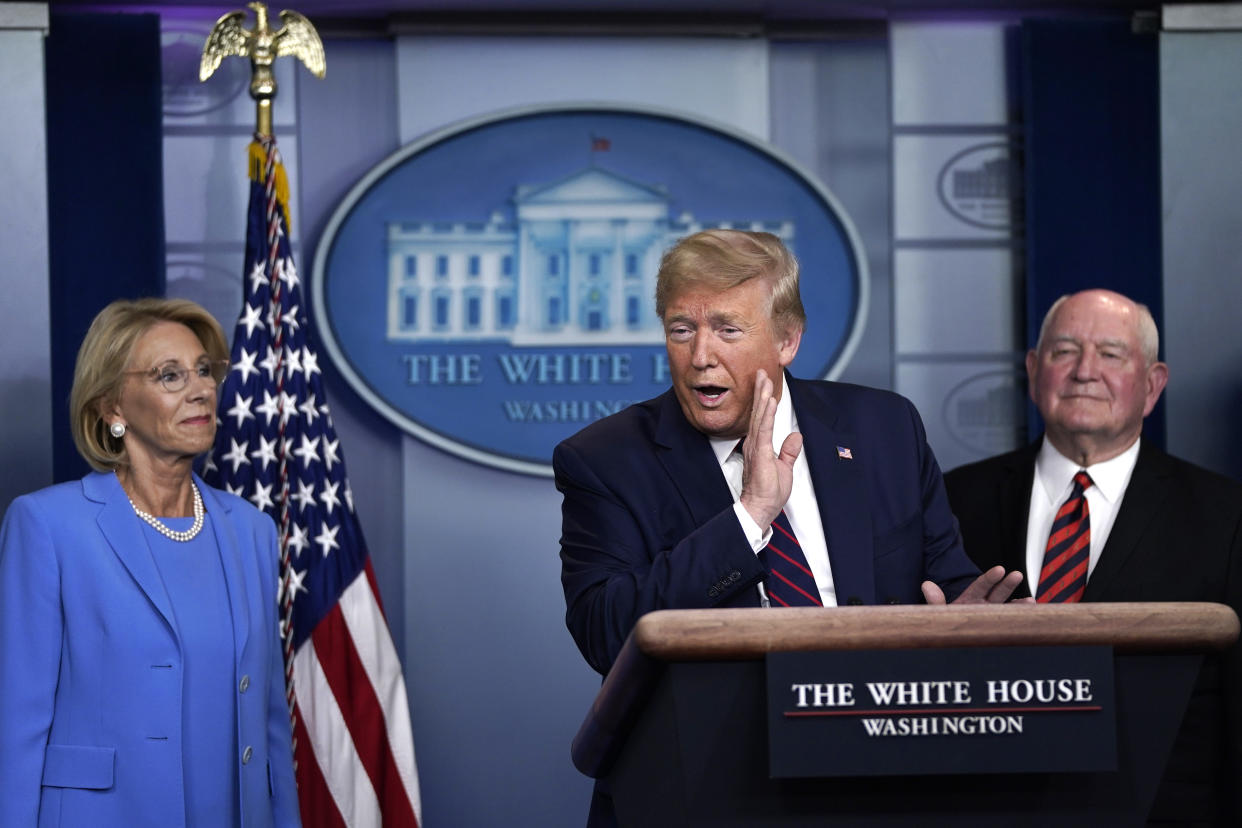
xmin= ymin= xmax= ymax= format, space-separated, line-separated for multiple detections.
xmin=921 ymin=566 xmax=1031 ymax=604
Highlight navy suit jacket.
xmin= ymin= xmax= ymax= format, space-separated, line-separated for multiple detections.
xmin=556 ymin=376 xmax=979 ymax=676
xmin=945 ymin=440 xmax=1242 ymax=824
xmin=0 ymin=471 xmax=300 ymax=828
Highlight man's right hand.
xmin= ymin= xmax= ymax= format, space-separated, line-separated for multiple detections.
xmin=739 ymin=368 xmax=803 ymax=528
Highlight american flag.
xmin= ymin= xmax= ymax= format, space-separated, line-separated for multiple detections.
xmin=204 ymin=134 xmax=422 ymax=827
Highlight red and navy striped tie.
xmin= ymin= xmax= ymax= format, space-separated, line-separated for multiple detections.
xmin=761 ymin=510 xmax=822 ymax=607
xmin=1036 ymin=471 xmax=1093 ymax=603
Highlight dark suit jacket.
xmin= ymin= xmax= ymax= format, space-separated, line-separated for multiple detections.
xmin=945 ymin=440 xmax=1242 ymax=825
xmin=555 ymin=376 xmax=979 ymax=677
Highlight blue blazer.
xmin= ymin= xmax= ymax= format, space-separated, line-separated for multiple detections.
xmin=555 ymin=376 xmax=980 ymax=675
xmin=0 ymin=471 xmax=301 ymax=828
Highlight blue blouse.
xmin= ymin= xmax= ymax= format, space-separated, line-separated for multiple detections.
xmin=144 ymin=512 xmax=241 ymax=827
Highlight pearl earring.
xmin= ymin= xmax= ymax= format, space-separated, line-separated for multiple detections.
xmin=110 ymin=422 xmax=126 ymax=439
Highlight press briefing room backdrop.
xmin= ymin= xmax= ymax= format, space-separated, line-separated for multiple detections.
xmin=3 ymin=1 xmax=1241 ymax=824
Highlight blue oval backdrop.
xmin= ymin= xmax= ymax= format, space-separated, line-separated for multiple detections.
xmin=313 ymin=104 xmax=868 ymax=476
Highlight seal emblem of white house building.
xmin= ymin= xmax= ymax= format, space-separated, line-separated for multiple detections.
xmin=313 ymin=104 xmax=868 ymax=475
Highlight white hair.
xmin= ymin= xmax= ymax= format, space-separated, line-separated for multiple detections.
xmin=1035 ymin=292 xmax=1159 ymax=365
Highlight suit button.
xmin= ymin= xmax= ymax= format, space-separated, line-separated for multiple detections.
xmin=846 ymin=596 xmax=864 ymax=606
xmin=708 ymin=587 xmax=719 ymax=599
xmin=885 ymin=597 xmax=901 ymax=605
xmin=242 ymin=746 xmax=253 ymax=764
xmin=729 ymin=570 xmax=741 ymax=582
xmin=239 ymin=674 xmax=250 ymax=693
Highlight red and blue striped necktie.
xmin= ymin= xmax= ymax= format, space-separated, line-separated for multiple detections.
xmin=761 ymin=510 xmax=822 ymax=607
xmin=1036 ymin=471 xmax=1093 ymax=603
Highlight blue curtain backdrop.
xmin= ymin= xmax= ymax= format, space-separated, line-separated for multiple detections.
xmin=46 ymin=13 xmax=166 ymax=482
xmin=1021 ymin=19 xmax=1164 ymax=448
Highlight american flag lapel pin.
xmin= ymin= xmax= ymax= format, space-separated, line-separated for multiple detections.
xmin=837 ymin=445 xmax=853 ymax=460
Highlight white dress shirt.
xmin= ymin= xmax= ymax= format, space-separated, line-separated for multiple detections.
xmin=1025 ymin=436 xmax=1141 ymax=590
xmin=710 ymin=385 xmax=838 ymax=607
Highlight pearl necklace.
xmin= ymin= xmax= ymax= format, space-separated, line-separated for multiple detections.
xmin=129 ymin=482 xmax=205 ymax=542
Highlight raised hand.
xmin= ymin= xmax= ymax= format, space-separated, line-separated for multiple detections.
xmin=739 ymin=369 xmax=803 ymax=528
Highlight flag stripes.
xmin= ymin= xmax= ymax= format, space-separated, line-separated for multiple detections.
xmin=206 ymin=133 xmax=421 ymax=827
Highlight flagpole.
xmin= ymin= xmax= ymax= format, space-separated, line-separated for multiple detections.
xmin=198 ymin=0 xmax=326 ymax=775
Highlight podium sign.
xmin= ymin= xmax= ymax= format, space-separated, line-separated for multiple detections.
xmin=766 ymin=646 xmax=1116 ymax=778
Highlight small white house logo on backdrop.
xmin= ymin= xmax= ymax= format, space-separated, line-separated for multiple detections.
xmin=936 ymin=143 xmax=1019 ymax=231
xmin=942 ymin=368 xmax=1026 ymax=456
xmin=161 ymin=27 xmax=248 ymax=117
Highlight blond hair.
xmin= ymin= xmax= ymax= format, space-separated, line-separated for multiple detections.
xmin=70 ymin=298 xmax=228 ymax=472
xmin=654 ymin=229 xmax=807 ymax=337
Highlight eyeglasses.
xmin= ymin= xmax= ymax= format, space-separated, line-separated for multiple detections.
xmin=125 ymin=359 xmax=230 ymax=393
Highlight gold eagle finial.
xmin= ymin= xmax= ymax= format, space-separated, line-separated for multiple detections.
xmin=199 ymin=2 xmax=325 ymax=135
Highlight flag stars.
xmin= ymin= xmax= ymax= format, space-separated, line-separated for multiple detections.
xmin=293 ymin=433 xmax=320 ymax=468
xmin=279 ymin=256 xmax=300 ymax=290
xmin=323 ymin=437 xmax=341 ymax=472
xmin=298 ymin=393 xmax=320 ymax=425
xmin=234 ymin=348 xmax=259 ymax=384
xmin=282 ymin=306 xmax=301 ymax=333
xmin=284 ymin=565 xmax=309 ymax=601
xmin=259 ymin=346 xmax=281 ymax=381
xmin=292 ymin=478 xmax=316 ymax=512
xmin=256 ymin=390 xmax=282 ymax=425
xmin=250 ymin=481 xmax=275 ymax=512
xmin=280 ymin=391 xmax=298 ymax=427
xmin=248 ymin=261 xmax=268 ymax=294
xmin=226 ymin=392 xmax=255 ymax=429
xmin=240 ymin=303 xmax=264 ymax=339
xmin=344 ymin=480 xmax=354 ymax=513
xmin=284 ymin=346 xmax=302 ymax=380
xmin=320 ymin=479 xmax=341 ymax=515
xmin=264 ymin=303 xmax=282 ymax=338
xmin=287 ymin=523 xmax=309 ymax=557
xmin=250 ymin=434 xmax=279 ymax=471
xmin=314 ymin=522 xmax=340 ymax=557
xmin=301 ymin=348 xmax=320 ymax=380
xmin=221 ymin=438 xmax=251 ymax=473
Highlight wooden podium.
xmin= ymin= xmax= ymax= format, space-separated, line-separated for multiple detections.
xmin=572 ymin=603 xmax=1238 ymax=827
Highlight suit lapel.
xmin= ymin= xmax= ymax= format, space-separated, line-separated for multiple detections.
xmin=1083 ymin=441 xmax=1169 ymax=601
xmin=653 ymin=391 xmax=736 ymax=525
xmin=87 ymin=471 xmax=180 ymax=643
xmin=197 ymin=474 xmax=251 ymax=656
xmin=787 ymin=378 xmax=876 ymax=605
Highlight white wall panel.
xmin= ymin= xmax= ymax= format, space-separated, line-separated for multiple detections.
xmin=894 ymin=248 xmax=1017 ymax=354
xmin=1160 ymin=30 xmax=1242 ymax=478
xmin=0 ymin=25 xmax=52 ymax=515
xmin=890 ymin=21 xmax=1024 ymax=469
xmin=892 ymin=22 xmax=1010 ymax=126
xmin=396 ymin=36 xmax=770 ymax=143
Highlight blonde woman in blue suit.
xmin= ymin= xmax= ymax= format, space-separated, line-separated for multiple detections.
xmin=0 ymin=298 xmax=300 ymax=827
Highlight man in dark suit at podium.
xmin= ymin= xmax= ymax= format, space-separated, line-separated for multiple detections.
xmin=945 ymin=289 xmax=1242 ymax=825
xmin=557 ymin=228 xmax=1024 ymax=824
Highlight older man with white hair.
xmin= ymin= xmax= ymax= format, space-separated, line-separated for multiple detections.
xmin=945 ymin=288 xmax=1242 ymax=825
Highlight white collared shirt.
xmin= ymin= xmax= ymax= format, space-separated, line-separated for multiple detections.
xmin=1025 ymin=436 xmax=1141 ymax=589
xmin=710 ymin=383 xmax=838 ymax=607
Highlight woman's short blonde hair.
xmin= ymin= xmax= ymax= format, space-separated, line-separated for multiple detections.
xmin=654 ymin=229 xmax=807 ymax=337
xmin=70 ymin=298 xmax=228 ymax=472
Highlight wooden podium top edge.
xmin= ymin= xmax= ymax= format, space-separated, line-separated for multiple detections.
xmin=632 ymin=602 xmax=1241 ymax=661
